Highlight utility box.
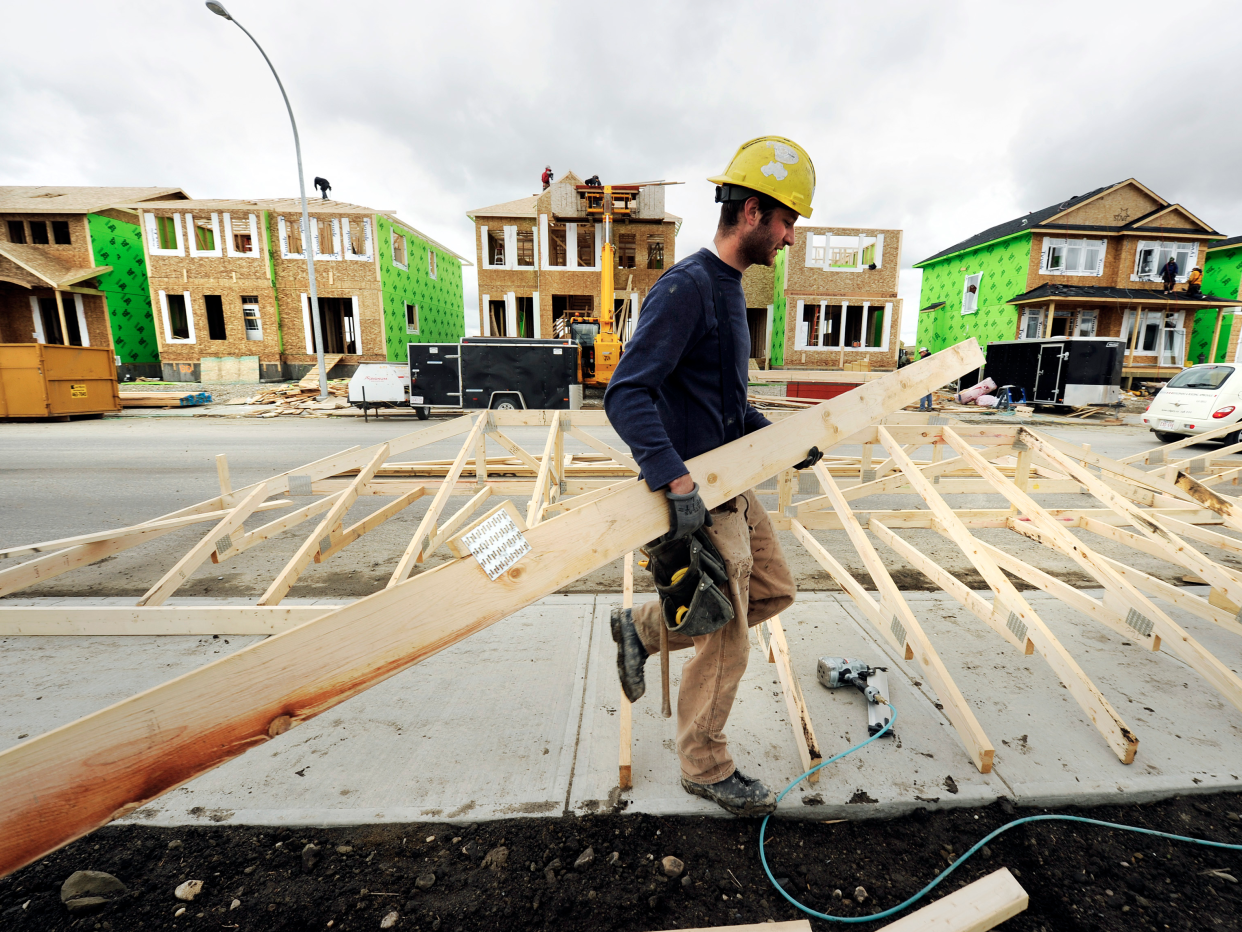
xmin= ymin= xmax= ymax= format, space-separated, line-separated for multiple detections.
xmin=0 ymin=344 xmax=121 ymax=418
xmin=985 ymin=338 xmax=1124 ymax=407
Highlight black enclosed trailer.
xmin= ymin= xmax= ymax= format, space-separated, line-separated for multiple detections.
xmin=984 ymin=337 xmax=1124 ymax=407
xmin=408 ymin=338 xmax=581 ymax=413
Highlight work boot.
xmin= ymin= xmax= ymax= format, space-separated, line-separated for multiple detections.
xmin=681 ymin=769 xmax=778 ymax=816
xmin=611 ymin=607 xmax=648 ymax=703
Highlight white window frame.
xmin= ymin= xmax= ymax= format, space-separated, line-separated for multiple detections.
xmin=481 ymin=225 xmax=501 ymax=269
xmin=540 ymin=214 xmax=571 ymax=269
xmin=1132 ymin=240 xmax=1198 ymax=283
xmin=28 ymin=294 xmax=89 ymax=345
xmin=186 ymin=212 xmax=223 ymax=258
xmin=159 ymin=289 xmax=196 ymax=344
xmin=427 ymin=246 xmax=437 ymax=279
xmin=503 ymin=226 xmax=517 ymax=271
xmin=312 ymin=217 xmax=341 ymax=261
xmin=224 ymin=212 xmax=261 ymax=258
xmin=843 ymin=301 xmax=891 ymax=351
xmin=406 ymin=302 xmax=419 ymax=334
xmin=1076 ymin=309 xmax=1098 ymax=338
xmin=392 ymin=228 xmax=408 ymax=270
xmin=300 ymin=293 xmax=314 ymax=353
xmin=279 ymin=215 xmax=306 ymax=259
xmin=504 ymin=292 xmax=517 ymax=336
xmin=481 ymin=292 xmax=490 ymax=335
xmin=145 ymin=212 xmax=184 ymax=257
xmin=962 ymin=272 xmax=983 ymax=315
xmin=242 ymin=299 xmax=263 ymax=341
xmin=350 ymin=295 xmax=362 ymax=354
xmin=805 ymin=232 xmax=826 ymax=268
xmin=1019 ymin=307 xmax=1046 ymax=339
xmin=29 ymin=296 xmax=44 ymax=342
xmin=1039 ymin=236 xmax=1105 ymax=276
xmin=344 ymin=218 xmax=373 ymax=262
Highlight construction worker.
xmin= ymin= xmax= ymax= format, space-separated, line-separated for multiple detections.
xmin=604 ymin=136 xmax=821 ymax=816
xmin=1188 ymin=266 xmax=1203 ymax=296
xmin=541 ymin=165 xmax=554 ymax=190
xmin=1161 ymin=256 xmax=1179 ymax=293
xmin=917 ymin=348 xmax=934 ymax=410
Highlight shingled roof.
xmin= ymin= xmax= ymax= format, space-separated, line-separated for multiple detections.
xmin=1007 ymin=282 xmax=1241 ymax=305
xmin=916 ymin=183 xmax=1124 ymax=266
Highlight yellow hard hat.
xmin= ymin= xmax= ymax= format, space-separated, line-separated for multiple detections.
xmin=708 ymin=136 xmax=816 ymax=218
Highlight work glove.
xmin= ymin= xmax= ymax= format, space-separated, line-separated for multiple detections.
xmin=793 ymin=446 xmax=823 ymax=470
xmin=665 ymin=483 xmax=713 ymax=541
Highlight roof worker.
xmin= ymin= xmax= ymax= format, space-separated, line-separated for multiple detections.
xmin=585 ymin=174 xmax=602 ymax=187
xmin=541 ymin=165 xmax=554 ymax=190
xmin=1187 ymin=266 xmax=1203 ymax=296
xmin=604 ymin=136 xmax=822 ymax=816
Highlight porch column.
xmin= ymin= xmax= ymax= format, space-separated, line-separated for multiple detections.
xmin=1210 ymin=308 xmax=1225 ymax=364
xmin=53 ymin=290 xmax=69 ymax=346
xmin=1043 ymin=301 xmax=1056 ymax=338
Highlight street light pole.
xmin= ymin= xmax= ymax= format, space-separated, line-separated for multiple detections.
xmin=206 ymin=1 xmax=329 ymax=400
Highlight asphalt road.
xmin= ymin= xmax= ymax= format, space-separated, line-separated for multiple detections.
xmin=2 ymin=413 xmax=1239 ymax=600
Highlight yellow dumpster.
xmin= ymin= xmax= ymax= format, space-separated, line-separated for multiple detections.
xmin=0 ymin=343 xmax=121 ymax=418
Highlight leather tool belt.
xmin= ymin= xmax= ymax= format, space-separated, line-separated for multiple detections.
xmin=642 ymin=528 xmax=735 ymax=638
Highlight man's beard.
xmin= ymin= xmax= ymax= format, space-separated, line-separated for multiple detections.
xmin=737 ymin=220 xmax=782 ymax=267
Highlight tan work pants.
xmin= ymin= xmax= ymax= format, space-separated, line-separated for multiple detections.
xmin=633 ymin=489 xmax=796 ymax=784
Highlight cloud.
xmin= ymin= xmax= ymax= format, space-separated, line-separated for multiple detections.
xmin=3 ymin=0 xmax=1240 ymax=340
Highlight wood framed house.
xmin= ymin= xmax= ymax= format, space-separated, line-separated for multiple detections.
xmin=915 ymin=179 xmax=1239 ymax=384
xmin=130 ymin=199 xmax=470 ymax=382
xmin=0 ymin=186 xmax=187 ymax=379
xmin=466 ymin=172 xmax=680 ymax=340
xmin=742 ymin=226 xmax=903 ymax=369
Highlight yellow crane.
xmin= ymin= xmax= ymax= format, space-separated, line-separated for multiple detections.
xmin=567 ymin=184 xmax=629 ymax=388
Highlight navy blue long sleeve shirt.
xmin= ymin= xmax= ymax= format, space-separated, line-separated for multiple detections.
xmin=604 ymin=247 xmax=771 ymax=491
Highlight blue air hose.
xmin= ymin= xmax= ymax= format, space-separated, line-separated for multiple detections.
xmin=758 ymin=704 xmax=1242 ymax=923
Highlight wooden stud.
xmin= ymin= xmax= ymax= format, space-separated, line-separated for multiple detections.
xmin=566 ymin=426 xmax=639 ymax=473
xmin=422 ymin=486 xmax=493 ymax=560
xmin=0 ymin=605 xmax=338 ymax=637
xmin=526 ymin=412 xmax=561 ymax=527
xmin=763 ymin=614 xmax=823 ymax=784
xmin=225 ymin=493 xmax=344 ymax=558
xmin=876 ymin=427 xmax=1138 ymax=764
xmin=260 ymin=444 xmax=391 ymax=605
xmin=872 ymin=868 xmax=1027 ymax=932
xmin=316 ymin=487 xmax=426 ymax=562
xmin=215 ymin=454 xmax=232 ymax=501
xmin=137 ymin=482 xmax=274 ymax=607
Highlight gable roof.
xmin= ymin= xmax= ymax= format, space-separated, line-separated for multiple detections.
xmin=916 ymin=182 xmax=1125 ymax=266
xmin=0 ymin=186 xmax=188 ymax=214
xmin=0 ymin=242 xmax=111 ymax=288
xmin=1007 ymin=282 xmax=1240 ymax=306
xmin=916 ymin=179 xmax=1222 ymax=267
xmin=1208 ymin=235 xmax=1242 ymax=251
xmin=466 ymin=195 xmax=540 ymax=220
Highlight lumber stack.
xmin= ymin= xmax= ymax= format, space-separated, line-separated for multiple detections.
xmin=119 ymin=391 xmax=212 ymax=408
xmin=225 ymin=380 xmax=352 ymax=416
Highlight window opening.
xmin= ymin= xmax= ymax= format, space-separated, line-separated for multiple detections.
xmin=428 ymin=248 xmax=437 ymax=278
xmin=192 ymin=216 xmax=216 ymax=252
xmin=830 ymin=234 xmax=860 ymax=269
xmin=406 ymin=303 xmax=419 ymax=334
xmin=549 ymin=224 xmax=568 ymax=267
xmin=801 ymin=302 xmax=820 ymax=346
xmin=167 ymin=293 xmax=191 ymax=340
xmin=962 ymin=272 xmax=982 ymax=314
xmin=1135 ymin=240 xmax=1196 ymax=282
xmin=844 ymin=305 xmax=864 ymax=346
xmin=241 ymin=296 xmax=262 ymax=341
xmin=37 ymin=297 xmax=82 ymax=345
xmin=1077 ymin=309 xmax=1097 ymax=337
xmin=647 ymin=234 xmax=664 ymax=269
xmin=346 ymin=219 xmax=370 ymax=258
xmin=746 ymin=308 xmax=767 ymax=357
xmin=231 ymin=216 xmax=253 ymax=254
xmin=1041 ymin=237 xmax=1105 ymax=275
xmin=7 ymin=220 xmax=25 ymax=243
xmin=484 ymin=228 xmax=504 ymax=265
xmin=617 ymin=233 xmax=636 ymax=269
xmin=807 ymin=233 xmax=826 ymax=266
xmin=824 ymin=305 xmax=842 ymax=347
xmin=516 ymin=230 xmax=534 ymax=267
xmin=865 ymin=305 xmax=884 ymax=347
xmin=51 ymin=220 xmax=71 ymax=245
xmin=204 ymin=294 xmax=227 ymax=340
xmin=285 ymin=217 xmax=304 ymax=256
xmin=860 ymin=234 xmax=880 ymax=268
xmin=30 ymin=221 xmax=49 ymax=245
xmin=308 ymin=297 xmax=357 ymax=354
xmin=392 ymin=231 xmax=407 ymax=266
xmin=314 ymin=218 xmax=337 ymax=256
xmin=1021 ymin=307 xmax=1045 ymax=339
xmin=516 ymin=297 xmax=535 ymax=336
xmin=576 ymin=225 xmax=595 ymax=267
xmin=489 ymin=299 xmax=508 ymax=336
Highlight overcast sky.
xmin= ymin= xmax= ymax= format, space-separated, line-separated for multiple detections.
xmin=4 ymin=0 xmax=1242 ymax=343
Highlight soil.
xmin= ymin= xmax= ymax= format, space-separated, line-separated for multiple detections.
xmin=6 ymin=793 xmax=1242 ymax=932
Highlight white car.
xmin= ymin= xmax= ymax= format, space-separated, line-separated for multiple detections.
xmin=1142 ymin=364 xmax=1242 ymax=443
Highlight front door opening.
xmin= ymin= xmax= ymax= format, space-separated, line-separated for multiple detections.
xmin=309 ymin=297 xmax=357 ymax=354
xmin=489 ymin=300 xmax=507 ymax=336
xmin=38 ymin=296 xmax=82 ymax=346
xmin=747 ymin=308 xmax=767 ymax=358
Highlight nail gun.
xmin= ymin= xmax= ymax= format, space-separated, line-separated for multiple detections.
xmin=816 ymin=657 xmax=894 ymax=737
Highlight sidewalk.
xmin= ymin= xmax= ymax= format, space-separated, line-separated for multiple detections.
xmin=3 ymin=588 xmax=1240 ymax=829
